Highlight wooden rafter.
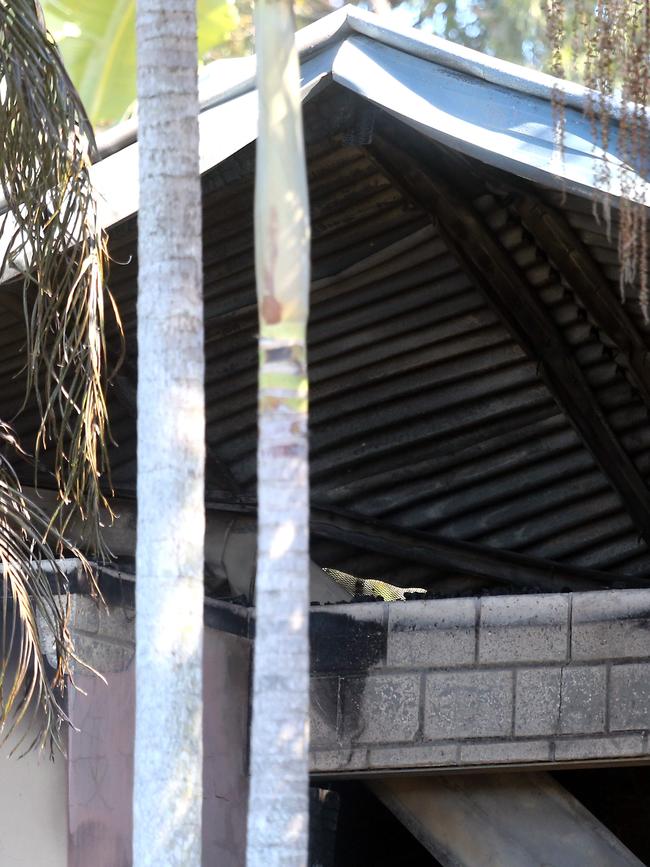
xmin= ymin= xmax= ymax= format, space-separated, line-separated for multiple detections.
xmin=308 ymin=504 xmax=629 ymax=591
xmin=38 ymin=480 xmax=630 ymax=591
xmin=366 ymin=133 xmax=650 ymax=546
xmin=513 ymin=194 xmax=650 ymax=407
xmin=433 ymin=144 xmax=650 ymax=409
xmin=31 ymin=478 xmax=643 ymax=590
xmin=198 ymin=491 xmax=630 ymax=590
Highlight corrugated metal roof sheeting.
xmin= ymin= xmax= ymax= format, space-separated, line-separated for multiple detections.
xmin=543 ymin=189 xmax=650 ymax=341
xmin=190 ymin=140 xmax=650 ymax=580
xmin=470 ymin=191 xmax=650 ymax=574
xmin=4 ymin=118 xmax=650 ymax=587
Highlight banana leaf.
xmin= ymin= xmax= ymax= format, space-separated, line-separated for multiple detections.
xmin=42 ymin=0 xmax=239 ymax=126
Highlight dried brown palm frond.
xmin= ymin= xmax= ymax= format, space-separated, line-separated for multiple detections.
xmin=545 ymin=0 xmax=650 ymax=316
xmin=0 ymin=0 xmax=123 ymax=557
xmin=0 ymin=422 xmax=97 ymax=754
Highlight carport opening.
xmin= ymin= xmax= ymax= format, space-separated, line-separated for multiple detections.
xmin=310 ymin=768 xmax=650 ymax=866
xmin=310 ymin=782 xmax=441 ymax=867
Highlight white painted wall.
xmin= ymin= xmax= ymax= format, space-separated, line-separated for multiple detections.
xmin=0 ymin=668 xmax=68 ymax=867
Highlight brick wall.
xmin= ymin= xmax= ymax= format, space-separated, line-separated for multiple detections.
xmin=310 ymin=590 xmax=650 ymax=774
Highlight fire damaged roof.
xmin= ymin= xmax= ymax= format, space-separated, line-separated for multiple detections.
xmin=2 ymin=7 xmax=650 ymax=595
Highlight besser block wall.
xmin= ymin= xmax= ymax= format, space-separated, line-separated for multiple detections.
xmin=310 ymin=590 xmax=650 ymax=774
xmin=57 ymin=587 xmax=650 ymax=777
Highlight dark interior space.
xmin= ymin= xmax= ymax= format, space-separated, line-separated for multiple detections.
xmin=310 ymin=769 xmax=650 ymax=866
xmin=310 ymin=782 xmax=441 ymax=866
xmin=556 ymin=765 xmax=650 ymax=864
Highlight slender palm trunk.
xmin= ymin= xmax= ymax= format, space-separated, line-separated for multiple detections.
xmin=133 ymin=2 xmax=204 ymax=864
xmin=246 ymin=1 xmax=311 ymax=864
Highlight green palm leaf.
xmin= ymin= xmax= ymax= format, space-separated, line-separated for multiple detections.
xmin=1 ymin=0 xmax=123 ymax=553
xmin=42 ymin=0 xmax=239 ymax=127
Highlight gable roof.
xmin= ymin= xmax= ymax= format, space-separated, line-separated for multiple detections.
xmin=87 ymin=4 xmax=648 ymax=236
xmin=2 ymin=8 xmax=650 ymax=593
xmin=2 ymin=6 xmax=645 ymax=285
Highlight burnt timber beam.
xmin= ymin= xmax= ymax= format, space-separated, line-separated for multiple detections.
xmin=367 ymin=134 xmax=650 ymax=547
xmin=307 ymin=504 xmax=632 ymax=591
xmin=371 ymin=775 xmax=645 ymax=867
xmin=514 ymin=194 xmax=650 ymax=407
xmin=103 ymin=485 xmax=632 ymax=590
xmin=202 ymin=491 xmax=633 ymax=591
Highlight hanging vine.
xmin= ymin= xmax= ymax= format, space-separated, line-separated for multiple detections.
xmin=546 ymin=0 xmax=650 ymax=315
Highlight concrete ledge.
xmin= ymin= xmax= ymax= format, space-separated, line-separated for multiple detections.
xmin=478 ymin=594 xmax=569 ymax=664
xmin=309 ymin=588 xmax=650 ymax=775
xmin=48 ymin=591 xmax=250 ymax=674
xmin=311 ymin=732 xmax=650 ymax=775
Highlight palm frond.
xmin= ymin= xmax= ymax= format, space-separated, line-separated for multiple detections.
xmin=0 ymin=421 xmax=96 ymax=754
xmin=0 ymin=0 xmax=123 ymax=558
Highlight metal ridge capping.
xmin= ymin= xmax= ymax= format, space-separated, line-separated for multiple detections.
xmin=86 ymin=5 xmax=650 ymax=229
xmin=2 ymin=6 xmax=647 ymax=250
xmin=95 ymin=4 xmax=632 ymax=162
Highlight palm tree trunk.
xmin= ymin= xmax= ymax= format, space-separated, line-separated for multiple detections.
xmin=133 ymin=2 xmax=204 ymax=865
xmin=246 ymin=0 xmax=311 ymax=864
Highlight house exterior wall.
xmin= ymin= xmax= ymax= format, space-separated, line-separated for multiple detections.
xmin=64 ymin=596 xmax=251 ymax=867
xmin=310 ymin=590 xmax=650 ymax=775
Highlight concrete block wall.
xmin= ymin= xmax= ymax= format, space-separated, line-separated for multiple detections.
xmin=310 ymin=589 xmax=650 ymax=774
xmin=55 ymin=584 xmax=650 ymax=780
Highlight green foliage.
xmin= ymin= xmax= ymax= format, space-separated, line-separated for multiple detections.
xmin=394 ymin=0 xmax=557 ymax=73
xmin=42 ymin=0 xmax=239 ymax=127
xmin=41 ymin=0 xmax=593 ymax=129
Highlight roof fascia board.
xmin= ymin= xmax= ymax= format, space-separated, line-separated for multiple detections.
xmin=197 ymin=5 xmax=634 ymax=125
xmin=192 ymin=11 xmax=350 ymax=113
xmin=332 ymin=35 xmax=650 ymax=205
xmin=3 ymin=6 xmax=647 ymax=280
xmin=98 ymin=5 xmax=607 ymax=161
xmin=91 ymin=7 xmax=646 ymax=206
